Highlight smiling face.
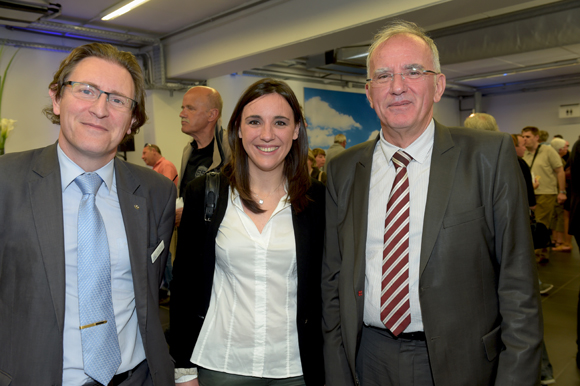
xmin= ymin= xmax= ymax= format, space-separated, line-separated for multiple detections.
xmin=238 ymin=93 xmax=299 ymax=177
xmin=51 ymin=57 xmax=135 ymax=171
xmin=366 ymin=34 xmax=445 ymax=145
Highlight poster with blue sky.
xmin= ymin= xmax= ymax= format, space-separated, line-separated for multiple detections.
xmin=304 ymin=87 xmax=381 ymax=150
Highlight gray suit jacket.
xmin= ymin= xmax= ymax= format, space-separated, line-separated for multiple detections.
xmin=322 ymin=122 xmax=543 ymax=386
xmin=0 ymin=143 xmax=176 ymax=386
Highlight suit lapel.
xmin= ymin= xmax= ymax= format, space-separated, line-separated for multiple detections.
xmin=115 ymin=159 xmax=149 ymax=335
xmin=351 ymin=140 xmax=377 ymax=294
xmin=419 ymin=122 xmax=459 ymax=276
xmin=29 ymin=144 xmax=66 ymax=332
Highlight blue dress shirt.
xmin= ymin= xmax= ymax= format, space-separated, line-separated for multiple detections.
xmin=58 ymin=145 xmax=146 ymax=385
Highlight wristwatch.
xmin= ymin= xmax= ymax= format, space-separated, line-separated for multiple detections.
xmin=560 ymin=190 xmax=567 ymax=194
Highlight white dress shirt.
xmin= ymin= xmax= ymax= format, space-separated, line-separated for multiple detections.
xmin=59 ymin=146 xmax=145 ymax=385
xmin=363 ymin=120 xmax=435 ymax=333
xmin=190 ymin=186 xmax=302 ymax=379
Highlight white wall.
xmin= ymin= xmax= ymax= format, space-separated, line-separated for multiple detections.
xmin=1 ymin=46 xmax=66 ymax=153
xmin=474 ymin=86 xmax=580 ymax=145
xmin=434 ymin=95 xmax=461 ymax=128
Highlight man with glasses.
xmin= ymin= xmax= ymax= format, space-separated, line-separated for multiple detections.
xmin=322 ymin=20 xmax=542 ymax=386
xmin=0 ymin=43 xmax=175 ymax=385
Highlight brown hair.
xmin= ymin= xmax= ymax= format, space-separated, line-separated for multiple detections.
xmin=42 ymin=43 xmax=147 ymax=137
xmin=511 ymin=134 xmax=521 ymax=147
xmin=144 ymin=143 xmax=161 ymax=155
xmin=312 ymin=148 xmax=326 ymax=158
xmin=223 ymin=78 xmax=311 ymax=214
xmin=522 ymin=126 xmax=539 ymax=136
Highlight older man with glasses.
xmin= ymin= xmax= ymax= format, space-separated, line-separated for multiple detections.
xmin=0 ymin=43 xmax=175 ymax=385
xmin=322 ymin=20 xmax=542 ymax=386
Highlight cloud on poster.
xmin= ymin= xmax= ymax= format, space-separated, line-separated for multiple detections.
xmin=305 ymin=97 xmax=362 ymax=147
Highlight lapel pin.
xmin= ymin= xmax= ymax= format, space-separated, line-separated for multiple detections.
xmin=134 ymin=205 xmax=140 ymax=209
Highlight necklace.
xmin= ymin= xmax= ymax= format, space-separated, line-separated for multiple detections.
xmin=252 ymin=181 xmax=284 ymax=205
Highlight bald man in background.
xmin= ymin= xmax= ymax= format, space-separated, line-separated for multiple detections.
xmin=176 ymin=86 xmax=229 ymax=226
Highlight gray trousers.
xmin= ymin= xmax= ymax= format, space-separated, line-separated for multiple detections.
xmin=356 ymin=325 xmax=434 ymax=386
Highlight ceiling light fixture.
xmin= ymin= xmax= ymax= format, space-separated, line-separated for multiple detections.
xmin=101 ymin=0 xmax=151 ymax=21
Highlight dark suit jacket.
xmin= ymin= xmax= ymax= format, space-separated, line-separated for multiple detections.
xmin=322 ymin=122 xmax=542 ymax=386
xmin=569 ymin=138 xmax=580 ymax=236
xmin=170 ymin=173 xmax=325 ymax=385
xmin=0 ymin=143 xmax=176 ymax=386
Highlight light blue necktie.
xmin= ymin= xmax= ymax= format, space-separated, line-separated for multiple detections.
xmin=75 ymin=172 xmax=121 ymax=385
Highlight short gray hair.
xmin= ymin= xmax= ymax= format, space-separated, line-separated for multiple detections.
xmin=334 ymin=133 xmax=346 ymax=143
xmin=551 ymin=138 xmax=566 ymax=152
xmin=464 ymin=113 xmax=499 ymax=132
xmin=366 ymin=20 xmax=440 ymax=78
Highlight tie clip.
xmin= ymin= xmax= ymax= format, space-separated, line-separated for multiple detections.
xmin=79 ymin=320 xmax=107 ymax=330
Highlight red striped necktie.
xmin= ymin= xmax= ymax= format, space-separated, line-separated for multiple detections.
xmin=381 ymin=150 xmax=412 ymax=336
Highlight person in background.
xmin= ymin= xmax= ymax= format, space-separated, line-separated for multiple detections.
xmin=177 ymin=86 xmax=229 ymax=226
xmin=463 ymin=112 xmax=499 ymax=132
xmin=551 ymin=137 xmax=572 ymax=252
xmin=324 ymin=133 xmax=346 ymax=172
xmin=171 ymin=78 xmax=325 ymax=386
xmin=512 ymin=134 xmax=537 ymax=207
xmin=522 ymin=126 xmax=566 ymax=263
xmin=553 ymin=135 xmax=571 ymax=164
xmin=0 ymin=42 xmax=175 ymax=385
xmin=539 ymin=130 xmax=550 ymax=144
xmin=312 ymin=148 xmax=326 ymax=170
xmin=141 ymin=142 xmax=179 ymax=303
xmin=142 ymin=143 xmax=179 ymax=188
xmin=511 ymin=134 xmax=555 ymax=384
xmin=308 ymin=149 xmax=327 ymax=184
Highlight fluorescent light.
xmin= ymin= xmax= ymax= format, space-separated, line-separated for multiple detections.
xmin=102 ymin=0 xmax=151 ymax=21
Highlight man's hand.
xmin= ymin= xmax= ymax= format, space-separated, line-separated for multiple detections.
xmin=557 ymin=192 xmax=567 ymax=204
xmin=175 ymin=207 xmax=183 ymax=227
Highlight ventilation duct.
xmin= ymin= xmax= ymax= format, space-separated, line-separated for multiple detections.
xmin=0 ymin=0 xmax=61 ymax=27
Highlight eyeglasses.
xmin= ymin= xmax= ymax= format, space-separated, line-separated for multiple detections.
xmin=366 ymin=69 xmax=439 ymax=86
xmin=64 ymin=81 xmax=136 ymax=111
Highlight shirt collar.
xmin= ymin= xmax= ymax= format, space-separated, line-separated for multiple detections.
xmin=57 ymin=144 xmax=115 ymax=193
xmin=378 ymin=119 xmax=435 ymax=166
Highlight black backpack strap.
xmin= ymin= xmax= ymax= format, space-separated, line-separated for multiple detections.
xmin=530 ymin=144 xmax=541 ymax=169
xmin=204 ymin=171 xmax=220 ymax=222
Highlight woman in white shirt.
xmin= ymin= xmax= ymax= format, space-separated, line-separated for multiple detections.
xmin=171 ymin=78 xmax=325 ymax=386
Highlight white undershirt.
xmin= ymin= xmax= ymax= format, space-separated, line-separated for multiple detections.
xmin=190 ymin=186 xmax=302 ymax=379
xmin=363 ymin=120 xmax=434 ymax=333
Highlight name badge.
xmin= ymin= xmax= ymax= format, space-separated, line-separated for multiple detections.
xmin=151 ymin=240 xmax=165 ymax=264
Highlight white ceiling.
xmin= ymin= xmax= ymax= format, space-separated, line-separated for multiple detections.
xmin=1 ymin=0 xmax=579 ymax=95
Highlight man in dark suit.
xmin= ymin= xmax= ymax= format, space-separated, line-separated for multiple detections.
xmin=322 ymin=20 xmax=542 ymax=386
xmin=0 ymin=43 xmax=176 ymax=385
